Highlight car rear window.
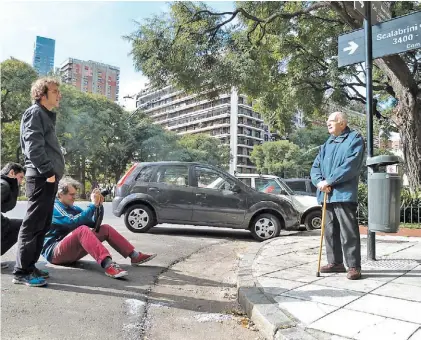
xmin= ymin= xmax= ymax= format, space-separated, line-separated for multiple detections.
xmin=285 ymin=180 xmax=307 ymax=192
xmin=239 ymin=178 xmax=252 ymax=187
xmin=136 ymin=166 xmax=154 ymax=183
xmin=310 ymin=182 xmax=317 ymax=193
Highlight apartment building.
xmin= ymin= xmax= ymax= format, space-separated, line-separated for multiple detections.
xmin=60 ymin=58 xmax=120 ymax=102
xmin=136 ymin=86 xmax=269 ymax=174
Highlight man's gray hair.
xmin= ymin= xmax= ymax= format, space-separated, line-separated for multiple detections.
xmin=57 ymin=176 xmax=81 ymax=196
xmin=333 ymin=111 xmax=348 ymax=125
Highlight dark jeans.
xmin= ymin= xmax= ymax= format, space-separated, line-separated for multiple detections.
xmin=324 ymin=202 xmax=361 ymax=269
xmin=13 ymin=176 xmax=58 ymax=276
xmin=1 ymin=218 xmax=22 ymax=256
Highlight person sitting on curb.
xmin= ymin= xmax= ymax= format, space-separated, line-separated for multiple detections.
xmin=41 ymin=176 xmax=156 ymax=279
xmin=1 ymin=163 xmax=26 ymax=269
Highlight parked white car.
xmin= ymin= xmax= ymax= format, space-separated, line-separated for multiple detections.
xmin=235 ymin=174 xmax=322 ymax=230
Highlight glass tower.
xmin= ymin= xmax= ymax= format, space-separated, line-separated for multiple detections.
xmin=32 ymin=36 xmax=55 ymax=76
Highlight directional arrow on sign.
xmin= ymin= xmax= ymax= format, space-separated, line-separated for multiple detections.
xmin=343 ymin=41 xmax=359 ymax=55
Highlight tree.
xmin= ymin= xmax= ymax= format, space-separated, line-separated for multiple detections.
xmin=250 ymin=140 xmax=301 ymax=177
xmin=1 ymin=58 xmax=38 ymax=163
xmin=1 ymin=58 xmax=38 ymax=124
xmin=55 ymin=85 xmax=148 ymax=193
xmin=137 ymin=126 xmax=188 ymax=162
xmin=178 ymin=133 xmax=231 ymax=169
xmin=0 ymin=120 xmax=21 ymax=163
xmin=126 ymin=1 xmax=421 ymax=190
xmin=289 ymin=126 xmax=329 ymax=150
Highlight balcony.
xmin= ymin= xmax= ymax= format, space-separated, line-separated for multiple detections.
xmin=166 ymin=112 xmax=230 ymax=130
xmin=177 ymin=123 xmax=230 ymax=135
xmin=237 ymin=128 xmax=262 ymax=140
xmin=147 ymin=93 xmax=230 ymax=118
xmin=154 ymin=103 xmax=231 ymax=125
xmin=150 ymin=98 xmax=227 ymax=120
xmin=237 ymin=123 xmax=264 ymax=131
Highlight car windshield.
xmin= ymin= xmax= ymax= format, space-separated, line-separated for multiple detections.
xmin=255 ymin=177 xmax=294 ymax=195
xmin=278 ymin=178 xmax=295 ymax=195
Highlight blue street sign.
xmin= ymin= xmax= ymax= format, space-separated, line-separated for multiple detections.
xmin=338 ymin=11 xmax=421 ymax=67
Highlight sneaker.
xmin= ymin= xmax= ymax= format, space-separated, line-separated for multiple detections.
xmin=33 ymin=267 xmax=50 ymax=279
xmin=12 ymin=273 xmax=47 ymax=287
xmin=1 ymin=262 xmax=9 ymax=269
xmin=320 ymin=263 xmax=347 ymax=273
xmin=105 ymin=263 xmax=128 ymax=279
xmin=131 ymin=253 xmax=157 ymax=266
xmin=347 ymin=267 xmax=362 ymax=280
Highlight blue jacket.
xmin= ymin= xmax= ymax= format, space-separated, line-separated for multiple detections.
xmin=310 ymin=127 xmax=365 ymax=204
xmin=42 ymin=199 xmax=97 ymax=262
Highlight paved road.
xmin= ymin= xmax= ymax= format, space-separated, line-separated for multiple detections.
xmin=1 ymin=202 xmax=263 ymax=340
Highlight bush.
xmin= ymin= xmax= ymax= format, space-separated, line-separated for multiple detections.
xmin=357 ymin=183 xmax=368 ymax=224
xmin=400 ymin=187 xmax=421 ymax=224
xmin=357 ymin=183 xmax=421 ymax=225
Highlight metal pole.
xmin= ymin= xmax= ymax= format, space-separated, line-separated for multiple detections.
xmin=364 ymin=1 xmax=376 ymax=261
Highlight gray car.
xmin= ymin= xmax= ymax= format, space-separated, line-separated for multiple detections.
xmin=112 ymin=162 xmax=300 ymax=241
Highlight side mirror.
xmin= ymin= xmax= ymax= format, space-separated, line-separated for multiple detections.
xmin=231 ymin=184 xmax=242 ymax=193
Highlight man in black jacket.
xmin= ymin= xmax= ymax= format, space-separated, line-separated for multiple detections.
xmin=1 ymin=163 xmax=26 ymax=269
xmin=13 ymin=77 xmax=65 ymax=287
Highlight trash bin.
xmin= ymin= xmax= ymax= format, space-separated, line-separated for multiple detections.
xmin=366 ymin=155 xmax=402 ymax=233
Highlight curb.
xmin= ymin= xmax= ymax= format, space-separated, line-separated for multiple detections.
xmin=237 ymin=236 xmax=320 ymax=340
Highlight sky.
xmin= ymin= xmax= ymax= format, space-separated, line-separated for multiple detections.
xmin=0 ymin=0 xmax=234 ymax=110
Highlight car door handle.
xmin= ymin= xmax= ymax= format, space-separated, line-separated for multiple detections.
xmin=196 ymin=193 xmax=206 ymax=198
xmin=148 ymin=187 xmax=159 ymax=192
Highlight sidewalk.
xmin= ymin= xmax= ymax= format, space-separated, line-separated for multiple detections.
xmin=237 ymin=230 xmax=421 ymax=340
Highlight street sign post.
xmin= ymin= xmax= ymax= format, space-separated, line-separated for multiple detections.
xmin=363 ymin=2 xmax=376 ymax=261
xmin=338 ymin=11 xmax=421 ymax=67
xmin=354 ymin=1 xmax=391 ymax=23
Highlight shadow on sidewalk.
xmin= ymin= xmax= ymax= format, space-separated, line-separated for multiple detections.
xmin=1 ymin=261 xmax=237 ymax=313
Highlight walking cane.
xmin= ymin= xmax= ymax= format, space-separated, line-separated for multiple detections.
xmin=316 ymin=191 xmax=328 ymax=277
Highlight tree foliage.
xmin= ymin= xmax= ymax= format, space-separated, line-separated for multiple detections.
xmin=178 ymin=133 xmax=231 ymax=169
xmin=1 ymin=58 xmax=38 ymax=124
xmin=1 ymin=59 xmax=38 ymax=163
xmin=127 ymin=1 xmax=421 ymax=189
xmin=250 ymin=140 xmax=301 ymax=177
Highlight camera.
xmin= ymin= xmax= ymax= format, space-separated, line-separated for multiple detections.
xmin=100 ymin=189 xmax=111 ymax=196
xmin=92 ymin=189 xmax=110 ymax=233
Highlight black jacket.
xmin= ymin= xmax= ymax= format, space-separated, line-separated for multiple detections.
xmin=20 ymin=102 xmax=65 ymax=179
xmin=1 ymin=175 xmax=19 ymax=230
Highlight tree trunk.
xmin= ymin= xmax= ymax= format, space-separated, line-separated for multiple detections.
xmin=15 ymin=146 xmax=20 ymax=163
xmin=398 ymin=95 xmax=421 ymax=191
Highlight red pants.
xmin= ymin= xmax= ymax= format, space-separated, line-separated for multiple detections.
xmin=51 ymin=224 xmax=135 ymax=266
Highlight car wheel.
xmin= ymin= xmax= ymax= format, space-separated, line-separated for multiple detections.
xmin=124 ymin=204 xmax=156 ymax=233
xmin=250 ymin=213 xmax=281 ymax=242
xmin=304 ymin=210 xmax=322 ymax=231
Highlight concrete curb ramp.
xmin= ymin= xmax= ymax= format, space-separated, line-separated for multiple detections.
xmin=237 ymin=237 xmax=324 ymax=340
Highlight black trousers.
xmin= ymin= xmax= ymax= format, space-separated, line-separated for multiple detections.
xmin=13 ymin=176 xmax=58 ymax=276
xmin=1 ymin=218 xmax=22 ymax=256
xmin=324 ymin=202 xmax=361 ymax=269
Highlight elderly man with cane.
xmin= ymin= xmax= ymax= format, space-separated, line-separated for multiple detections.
xmin=311 ymin=112 xmax=365 ymax=280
